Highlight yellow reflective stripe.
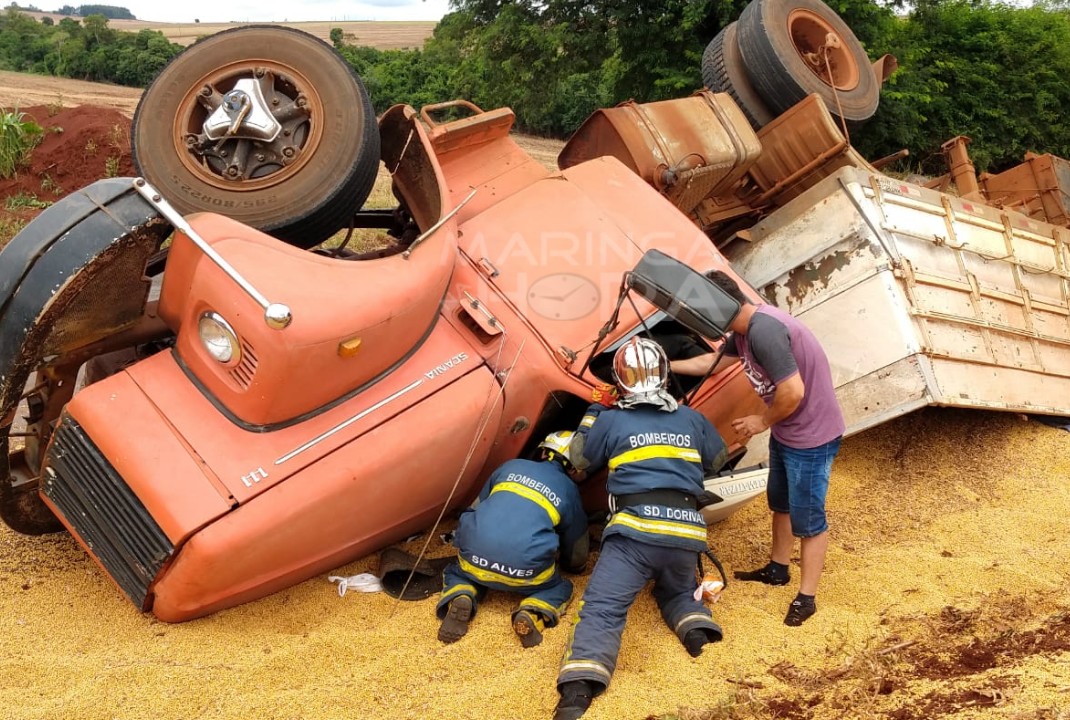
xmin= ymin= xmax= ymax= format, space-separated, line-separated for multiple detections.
xmin=580 ymin=414 xmax=597 ymax=428
xmin=607 ymin=512 xmax=707 ymax=541
xmin=559 ymin=660 xmax=612 ymax=683
xmin=608 ymin=444 xmax=701 ymax=471
xmin=520 ymin=596 xmax=563 ymax=618
xmin=674 ymin=612 xmax=711 ymax=634
xmin=562 ymin=599 xmax=584 ymax=663
xmin=441 ymin=583 xmax=478 ymax=601
xmin=459 ymin=556 xmax=556 ymax=587
xmin=489 ymin=482 xmax=561 ymax=525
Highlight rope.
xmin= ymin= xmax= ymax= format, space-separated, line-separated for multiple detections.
xmin=389 ymin=335 xmax=525 ymax=616
xmin=823 ymin=45 xmax=851 ymax=144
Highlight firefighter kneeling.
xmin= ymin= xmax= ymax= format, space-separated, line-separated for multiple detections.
xmin=554 ymin=337 xmax=729 ymax=720
xmin=436 ymin=431 xmax=589 ymax=648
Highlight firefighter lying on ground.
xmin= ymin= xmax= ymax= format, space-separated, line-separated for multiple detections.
xmin=436 ymin=431 xmax=590 ymax=647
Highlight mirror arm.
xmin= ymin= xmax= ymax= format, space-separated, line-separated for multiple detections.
xmin=579 ymin=272 xmax=632 ymax=377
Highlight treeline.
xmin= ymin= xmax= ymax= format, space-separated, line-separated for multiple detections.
xmin=56 ymin=6 xmax=137 ymax=20
xmin=4 ymin=2 xmax=1070 ymax=173
xmin=9 ymin=4 xmax=136 ymax=20
xmin=0 ymin=8 xmax=179 ymax=86
xmin=334 ymin=0 xmax=1070 ymax=175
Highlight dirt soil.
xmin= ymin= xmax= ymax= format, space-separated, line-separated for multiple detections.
xmin=2 ymin=73 xmax=1070 ymax=720
xmin=0 ymin=72 xmax=142 ymax=244
xmin=0 ymin=104 xmax=136 ymax=231
xmin=0 ymin=70 xmax=143 ymax=116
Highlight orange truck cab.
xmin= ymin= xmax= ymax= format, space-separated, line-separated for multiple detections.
xmin=0 ymin=101 xmax=765 ymax=621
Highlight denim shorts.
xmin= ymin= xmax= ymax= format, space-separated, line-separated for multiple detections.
xmin=766 ymin=435 xmax=842 ymax=538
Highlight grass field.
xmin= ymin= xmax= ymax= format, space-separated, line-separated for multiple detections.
xmin=19 ymin=11 xmax=437 ymax=49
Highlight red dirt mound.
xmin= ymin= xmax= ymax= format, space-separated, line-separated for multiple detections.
xmin=1 ymin=104 xmax=134 ymax=226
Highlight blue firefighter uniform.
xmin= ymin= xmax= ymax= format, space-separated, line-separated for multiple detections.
xmin=557 ymin=402 xmax=728 ymax=692
xmin=437 ymin=457 xmax=589 ymax=627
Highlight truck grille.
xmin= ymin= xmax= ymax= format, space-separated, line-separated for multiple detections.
xmin=43 ymin=418 xmax=173 ymax=609
xmin=229 ymin=339 xmax=258 ymax=389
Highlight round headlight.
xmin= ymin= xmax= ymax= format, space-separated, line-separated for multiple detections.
xmin=197 ymin=312 xmax=240 ymax=365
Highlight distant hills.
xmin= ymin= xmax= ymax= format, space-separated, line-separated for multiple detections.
xmin=16 ymin=11 xmax=437 ymax=49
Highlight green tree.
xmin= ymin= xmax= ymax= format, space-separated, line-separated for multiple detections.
xmin=0 ymin=7 xmax=52 ymax=71
xmin=0 ymin=7 xmax=178 ymax=83
xmin=855 ymin=0 xmax=1070 ymax=173
xmin=77 ymin=5 xmax=135 ymax=20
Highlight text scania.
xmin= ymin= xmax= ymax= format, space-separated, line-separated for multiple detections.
xmin=424 ymin=352 xmax=469 ymax=379
xmin=628 ymin=432 xmax=692 ymax=448
xmin=504 ymin=473 xmax=561 ymax=507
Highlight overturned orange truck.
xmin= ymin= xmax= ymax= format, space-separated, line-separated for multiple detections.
xmin=0 ymin=29 xmax=770 ymax=621
xmin=5 ymin=0 xmax=1070 ymax=622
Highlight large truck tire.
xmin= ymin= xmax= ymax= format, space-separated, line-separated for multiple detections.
xmin=702 ymin=22 xmax=776 ymax=131
xmin=0 ymin=179 xmax=172 ymax=534
xmin=736 ymin=0 xmax=880 ymax=125
xmin=132 ymin=26 xmax=381 ymax=249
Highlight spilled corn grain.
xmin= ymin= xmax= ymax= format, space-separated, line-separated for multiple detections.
xmin=1 ymin=407 xmax=1069 ymax=719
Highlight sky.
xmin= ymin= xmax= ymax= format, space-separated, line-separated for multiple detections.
xmin=83 ymin=0 xmax=453 ymax=23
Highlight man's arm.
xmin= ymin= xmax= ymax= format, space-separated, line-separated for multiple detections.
xmin=731 ymin=372 xmax=804 ymax=438
xmin=730 ymin=314 xmax=802 ymax=438
xmin=669 ymin=333 xmax=741 ymax=377
xmin=669 ymin=352 xmax=739 ymax=377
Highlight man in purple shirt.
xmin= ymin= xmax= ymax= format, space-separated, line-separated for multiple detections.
xmin=670 ymin=270 xmax=844 ymax=626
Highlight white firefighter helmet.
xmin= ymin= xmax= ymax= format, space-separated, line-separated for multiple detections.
xmin=612 ymin=336 xmax=669 ymax=396
xmin=538 ymin=430 xmax=575 ymax=465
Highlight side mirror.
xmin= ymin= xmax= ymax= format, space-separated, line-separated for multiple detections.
xmin=626 ymin=249 xmax=740 ymax=340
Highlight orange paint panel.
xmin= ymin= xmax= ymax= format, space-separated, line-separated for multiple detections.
xmin=158 ymin=212 xmax=457 ymax=425
xmin=689 ymin=366 xmax=767 ymax=448
xmin=451 ymin=152 xmax=743 ymax=371
xmin=149 ymin=367 xmax=504 ymax=621
xmin=124 ymin=318 xmax=485 ymax=505
xmin=437 ymin=137 xmax=551 ymax=221
xmin=61 ymin=373 xmax=233 ymax=544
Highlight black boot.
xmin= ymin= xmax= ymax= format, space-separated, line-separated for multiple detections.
xmin=437 ymin=595 xmax=473 ymax=643
xmin=553 ymin=680 xmax=594 ymax=720
xmin=683 ymin=626 xmax=723 ymax=657
xmin=513 ymin=609 xmax=546 ymax=648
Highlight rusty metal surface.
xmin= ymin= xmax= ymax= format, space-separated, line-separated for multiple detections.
xmin=747 ymin=94 xmax=874 ymax=204
xmin=0 ymin=181 xmax=169 ymax=535
xmin=558 ymin=90 xmax=761 ymax=214
xmin=980 ymin=153 xmax=1070 ymax=229
xmin=727 ymin=165 xmax=1070 ymax=435
xmin=940 ymin=136 xmax=983 ymax=201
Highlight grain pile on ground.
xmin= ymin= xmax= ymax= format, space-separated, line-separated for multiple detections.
xmin=1 ymin=408 xmax=1068 ymax=720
